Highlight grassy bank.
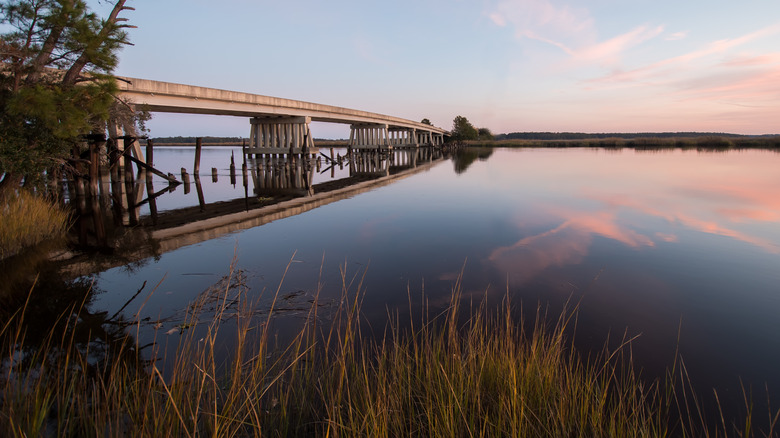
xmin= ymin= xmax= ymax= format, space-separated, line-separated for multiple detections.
xmin=0 ymin=191 xmax=70 ymax=259
xmin=467 ymin=135 xmax=780 ymax=150
xmin=1 ymin=263 xmax=773 ymax=437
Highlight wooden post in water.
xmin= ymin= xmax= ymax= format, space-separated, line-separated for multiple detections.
xmin=181 ymin=167 xmax=191 ymax=194
xmin=230 ymin=151 xmax=236 ymax=186
xmin=194 ymin=137 xmax=202 ymax=175
xmin=146 ymin=139 xmax=154 ymax=168
xmin=212 ymin=167 xmax=218 ymax=183
xmin=195 ymin=174 xmax=205 ymax=211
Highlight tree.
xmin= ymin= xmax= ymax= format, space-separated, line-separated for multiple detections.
xmin=0 ymin=0 xmax=136 ymax=194
xmin=420 ymin=118 xmax=431 ymax=126
xmin=477 ymin=127 xmax=493 ymax=141
xmin=451 ymin=115 xmax=478 ymax=141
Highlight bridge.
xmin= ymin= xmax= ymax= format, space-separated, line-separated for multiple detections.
xmin=116 ymin=76 xmax=447 ymax=155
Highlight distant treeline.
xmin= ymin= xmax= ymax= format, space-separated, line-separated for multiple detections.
xmin=494 ymin=132 xmax=776 ymax=141
xmin=147 ymin=136 xmax=245 ymax=145
xmin=468 ymin=135 xmax=780 ymax=150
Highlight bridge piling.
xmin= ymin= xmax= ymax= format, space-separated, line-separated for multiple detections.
xmin=146 ymin=139 xmax=154 ymax=168
xmin=194 ymin=137 xmax=202 ymax=175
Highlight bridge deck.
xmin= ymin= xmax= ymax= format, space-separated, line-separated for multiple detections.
xmin=117 ymin=76 xmax=446 ymax=134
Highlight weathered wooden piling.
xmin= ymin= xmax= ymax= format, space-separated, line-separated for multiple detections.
xmin=212 ymin=167 xmax=218 ymax=183
xmin=194 ymin=137 xmax=202 ymax=175
xmin=146 ymin=139 xmax=154 ymax=168
xmin=181 ymin=167 xmax=191 ymax=194
xmin=230 ymin=152 xmax=236 ymax=186
xmin=194 ymin=174 xmax=205 ymax=211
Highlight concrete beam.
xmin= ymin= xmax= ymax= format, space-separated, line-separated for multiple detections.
xmin=118 ymin=76 xmax=447 ymax=134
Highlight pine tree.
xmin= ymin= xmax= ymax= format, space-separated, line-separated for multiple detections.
xmin=0 ymin=0 xmax=135 ymax=194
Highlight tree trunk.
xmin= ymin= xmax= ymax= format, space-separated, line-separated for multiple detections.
xmin=62 ymin=0 xmax=128 ymax=85
xmin=25 ymin=0 xmax=76 ymax=84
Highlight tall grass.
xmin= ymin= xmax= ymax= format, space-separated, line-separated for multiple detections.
xmin=0 ymin=191 xmax=71 ymax=259
xmin=1 ymin=261 xmax=776 ymax=436
xmin=468 ymin=136 xmax=780 ymax=150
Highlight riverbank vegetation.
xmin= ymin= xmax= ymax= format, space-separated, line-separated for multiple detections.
xmin=0 ymin=191 xmax=70 ymax=259
xmin=466 ymin=135 xmax=780 ymax=150
xmin=2 ymin=262 xmax=774 ymax=437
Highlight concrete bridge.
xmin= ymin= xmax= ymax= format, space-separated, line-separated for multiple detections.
xmin=116 ymin=76 xmax=447 ymax=155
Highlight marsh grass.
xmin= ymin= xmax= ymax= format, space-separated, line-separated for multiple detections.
xmin=468 ymin=136 xmax=780 ymax=151
xmin=1 ymin=260 xmax=777 ymax=436
xmin=0 ymin=191 xmax=71 ymax=259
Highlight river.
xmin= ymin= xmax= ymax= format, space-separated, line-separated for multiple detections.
xmin=10 ymin=145 xmax=780 ymax=428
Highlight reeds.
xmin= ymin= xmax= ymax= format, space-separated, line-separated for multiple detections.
xmin=467 ymin=136 xmax=780 ymax=151
xmin=0 ymin=191 xmax=71 ymax=259
xmin=1 ymin=261 xmax=775 ymax=436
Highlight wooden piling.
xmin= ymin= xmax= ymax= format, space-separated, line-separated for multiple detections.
xmin=195 ymin=174 xmax=205 ymax=211
xmin=194 ymin=137 xmax=202 ymax=175
xmin=182 ymin=168 xmax=191 ymax=194
xmin=230 ymin=152 xmax=236 ymax=186
xmin=146 ymin=139 xmax=154 ymax=168
xmin=212 ymin=167 xmax=218 ymax=183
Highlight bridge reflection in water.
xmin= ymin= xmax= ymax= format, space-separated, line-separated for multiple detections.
xmin=63 ymin=147 xmax=448 ymax=277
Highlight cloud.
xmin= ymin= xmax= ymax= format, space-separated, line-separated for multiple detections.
xmin=666 ymin=31 xmax=689 ymax=41
xmin=572 ymin=25 xmax=665 ymax=65
xmin=487 ymin=0 xmax=663 ymax=66
xmin=488 ymin=0 xmax=596 ymax=51
xmin=587 ymin=22 xmax=780 ymax=87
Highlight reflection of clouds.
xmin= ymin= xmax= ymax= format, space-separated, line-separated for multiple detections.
xmin=655 ymin=233 xmax=679 ymax=243
xmin=674 ymin=214 xmax=780 ymax=254
xmin=358 ymin=214 xmax=401 ymax=240
xmin=585 ymin=181 xmax=780 ymax=254
xmin=489 ymin=210 xmax=654 ymax=284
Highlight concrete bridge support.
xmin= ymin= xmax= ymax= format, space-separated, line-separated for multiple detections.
xmin=247 ymin=116 xmax=316 ymax=155
xmin=417 ymin=130 xmax=430 ymax=146
xmin=388 ymin=127 xmax=418 ymax=148
xmin=349 ymin=123 xmax=390 ymax=149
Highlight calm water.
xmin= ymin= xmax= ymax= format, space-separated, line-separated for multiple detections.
xmin=25 ymin=146 xmax=780 ymax=424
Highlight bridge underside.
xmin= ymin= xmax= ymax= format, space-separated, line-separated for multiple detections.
xmin=115 ymin=76 xmax=448 ymax=161
xmin=348 ymin=124 xmax=445 ymax=150
xmin=246 ymin=116 xmax=317 ymax=155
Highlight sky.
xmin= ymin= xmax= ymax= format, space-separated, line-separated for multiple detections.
xmin=94 ymin=0 xmax=780 ymax=138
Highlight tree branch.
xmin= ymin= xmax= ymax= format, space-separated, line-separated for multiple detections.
xmin=62 ymin=0 xmax=127 ymax=86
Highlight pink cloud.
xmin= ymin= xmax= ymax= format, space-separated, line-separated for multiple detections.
xmin=573 ymin=25 xmax=665 ymax=65
xmin=586 ymin=22 xmax=780 ymax=87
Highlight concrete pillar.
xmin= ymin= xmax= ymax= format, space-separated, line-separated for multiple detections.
xmin=247 ymin=116 xmax=317 ymax=155
xmin=349 ymin=123 xmax=390 ymax=149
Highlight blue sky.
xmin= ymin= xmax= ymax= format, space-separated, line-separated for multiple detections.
xmin=99 ymin=1 xmax=780 ymax=138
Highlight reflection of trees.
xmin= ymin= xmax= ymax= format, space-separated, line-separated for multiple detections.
xmin=452 ymin=147 xmax=494 ymax=174
xmin=0 ymin=262 xmax=146 ymax=380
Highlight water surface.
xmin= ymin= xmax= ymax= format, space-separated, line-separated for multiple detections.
xmin=42 ymin=146 xmax=780 ymax=425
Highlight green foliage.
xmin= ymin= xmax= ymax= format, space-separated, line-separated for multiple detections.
xmin=0 ymin=0 xmax=134 ymax=183
xmin=477 ymin=127 xmax=493 ymax=140
xmin=421 ymin=118 xmax=432 ymax=125
xmin=451 ymin=115 xmax=478 ymax=141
